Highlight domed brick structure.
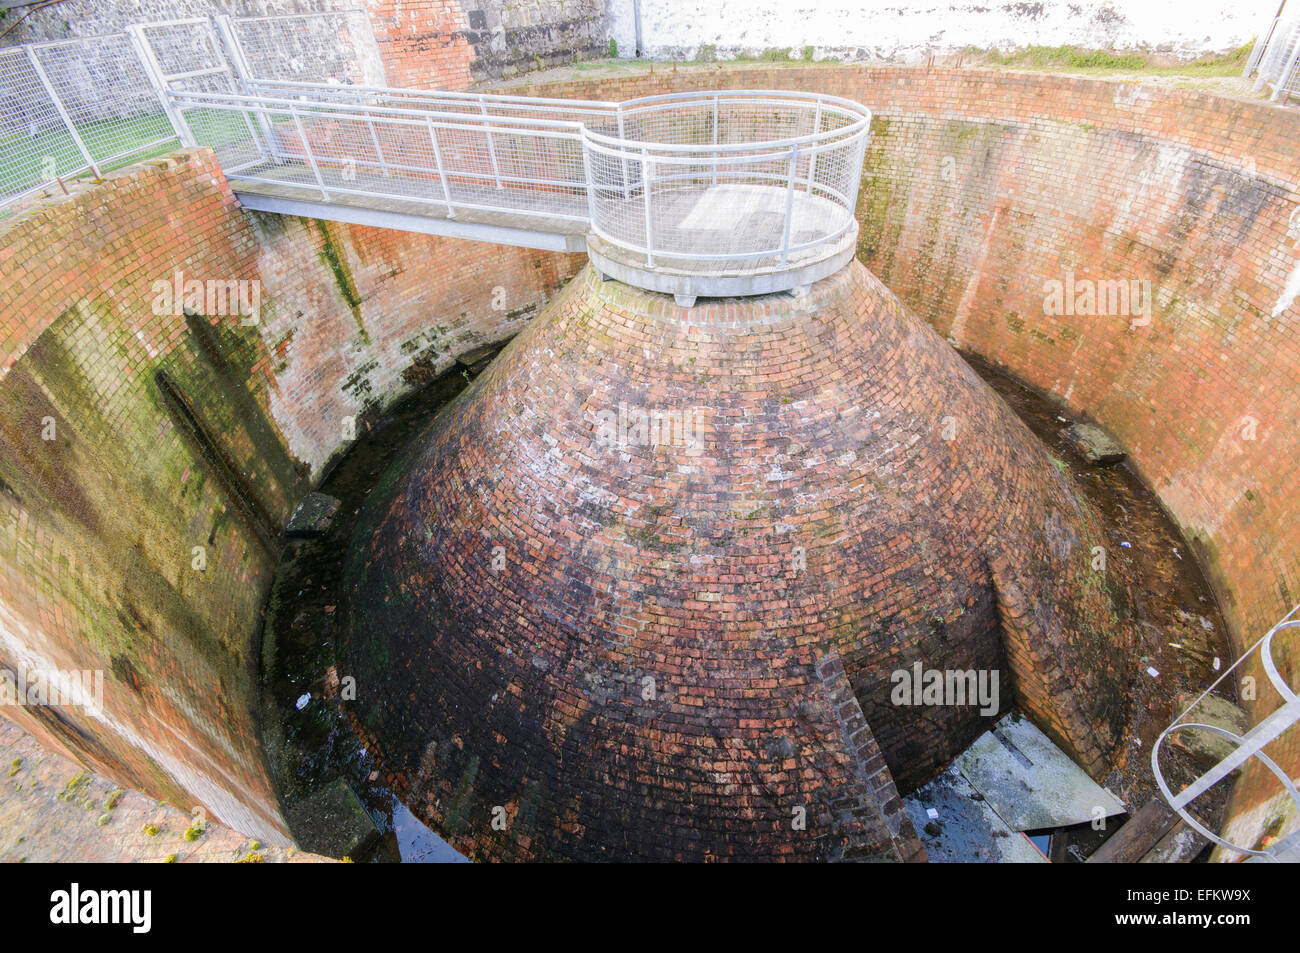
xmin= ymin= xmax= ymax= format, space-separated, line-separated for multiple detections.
xmin=342 ymin=260 xmax=1136 ymax=861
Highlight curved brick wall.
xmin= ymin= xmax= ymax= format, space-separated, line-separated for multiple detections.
xmin=0 ymin=149 xmax=580 ymax=840
xmin=506 ymin=64 xmax=1300 ymax=856
xmin=342 ymin=260 xmax=1135 ymax=860
xmin=2 ymin=61 xmax=1296 ymax=855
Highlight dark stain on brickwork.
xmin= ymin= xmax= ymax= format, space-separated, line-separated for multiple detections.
xmin=314 ymin=220 xmax=367 ymax=340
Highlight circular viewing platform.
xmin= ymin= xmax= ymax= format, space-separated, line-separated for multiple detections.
xmin=581 ymin=91 xmax=872 ymax=305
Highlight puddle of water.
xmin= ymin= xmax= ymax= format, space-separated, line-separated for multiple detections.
xmin=390 ymin=796 xmax=470 ymax=863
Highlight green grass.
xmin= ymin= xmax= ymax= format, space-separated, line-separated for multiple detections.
xmin=973 ymin=42 xmax=1254 ymax=76
xmin=1 ymin=109 xmax=254 ymax=205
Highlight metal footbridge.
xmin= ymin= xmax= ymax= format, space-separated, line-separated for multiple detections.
xmin=118 ymin=18 xmax=873 ymax=305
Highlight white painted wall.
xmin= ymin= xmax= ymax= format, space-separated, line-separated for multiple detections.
xmin=608 ymin=0 xmax=1278 ymax=63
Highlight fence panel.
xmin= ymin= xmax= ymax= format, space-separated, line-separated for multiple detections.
xmin=1 ymin=33 xmax=181 ymax=213
xmin=225 ymin=10 xmax=386 ymax=87
xmin=1249 ymin=11 xmax=1300 ymax=101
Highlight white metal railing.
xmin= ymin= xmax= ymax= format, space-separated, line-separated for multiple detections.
xmin=2 ymin=11 xmax=873 ymax=283
xmin=0 ymin=32 xmax=183 ymax=211
xmin=1152 ymin=607 xmax=1300 ymax=860
xmin=1247 ymin=5 xmax=1300 ymax=102
xmin=163 ymin=81 xmax=871 ymax=274
xmin=582 ymin=90 xmax=869 ymax=270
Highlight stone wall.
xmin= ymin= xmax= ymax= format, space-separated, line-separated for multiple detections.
xmin=607 ymin=0 xmax=1269 ymax=63
xmin=0 ymin=0 xmax=607 ymax=89
xmin=0 ymin=147 xmax=581 ymax=840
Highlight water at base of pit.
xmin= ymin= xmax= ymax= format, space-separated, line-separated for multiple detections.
xmin=256 ymin=341 xmax=1233 ymax=862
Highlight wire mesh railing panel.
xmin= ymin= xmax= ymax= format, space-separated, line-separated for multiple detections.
xmin=0 ymin=48 xmax=89 ymax=208
xmin=1 ymin=33 xmax=182 ymax=214
xmin=132 ymin=19 xmax=238 ymax=95
xmin=166 ymin=91 xmax=592 ymax=225
xmin=227 ymin=10 xmax=386 ymax=87
xmin=30 ymin=35 xmax=180 ymax=169
xmin=583 ymin=91 xmax=870 ymax=271
xmin=1251 ymin=12 xmax=1300 ymax=100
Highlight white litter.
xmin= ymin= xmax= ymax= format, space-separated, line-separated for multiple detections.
xmin=295 ymin=692 xmax=311 ymax=710
xmin=1146 ymin=666 xmax=1159 ymax=677
xmin=927 ymin=808 xmax=940 ymax=820
xmin=1213 ymin=657 xmax=1222 ymax=671
xmin=1120 ymin=541 xmax=1132 ymax=548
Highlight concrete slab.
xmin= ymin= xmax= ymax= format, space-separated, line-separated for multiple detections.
xmin=1169 ymin=692 xmax=1249 ymax=768
xmin=906 ymin=765 xmax=1047 ymax=863
xmin=1064 ymin=422 xmax=1126 ymax=466
xmin=958 ymin=714 xmax=1126 ymax=831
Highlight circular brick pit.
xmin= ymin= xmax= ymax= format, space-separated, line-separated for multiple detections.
xmin=343 ymin=260 xmax=1138 ymax=861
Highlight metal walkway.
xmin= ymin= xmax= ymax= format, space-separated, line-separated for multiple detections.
xmin=128 ymin=18 xmax=872 ymax=303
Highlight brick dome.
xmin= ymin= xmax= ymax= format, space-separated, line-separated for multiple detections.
xmin=342 ymin=261 xmax=1136 ymax=862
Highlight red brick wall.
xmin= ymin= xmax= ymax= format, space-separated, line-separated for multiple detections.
xmin=363 ymin=0 xmax=475 ymax=90
xmin=3 ymin=62 xmax=1297 ymax=856
xmin=0 ymin=148 xmax=582 ymax=839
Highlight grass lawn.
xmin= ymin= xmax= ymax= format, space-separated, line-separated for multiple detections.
xmin=1 ymin=108 xmax=254 ymax=208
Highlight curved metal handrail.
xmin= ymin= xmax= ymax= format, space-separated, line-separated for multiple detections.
xmin=164 ymin=83 xmax=873 ymax=292
xmin=1151 ymin=613 xmax=1300 ymax=860
xmin=579 ymin=91 xmax=871 ymax=277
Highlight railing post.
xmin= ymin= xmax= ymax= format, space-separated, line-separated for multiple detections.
xmin=805 ymin=99 xmax=823 ymax=193
xmin=780 ymin=142 xmax=798 ymax=264
xmin=367 ymin=119 xmax=392 ymax=177
xmin=617 ymin=109 xmax=630 ymax=199
xmin=126 ymin=24 xmax=197 ymax=147
xmin=479 ymin=96 xmax=504 ymax=190
xmin=23 ymin=46 xmax=101 ymax=178
xmin=1273 ymin=37 xmax=1300 ymax=100
xmin=290 ymin=110 xmax=330 ymax=200
xmin=642 ymin=146 xmax=655 ymax=268
xmin=214 ymin=13 xmax=274 ymax=161
xmin=711 ymin=93 xmax=720 ymax=186
xmin=426 ymin=116 xmax=456 ymax=218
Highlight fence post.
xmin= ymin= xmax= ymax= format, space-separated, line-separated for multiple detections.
xmin=290 ymin=110 xmax=330 ymax=200
xmin=780 ymin=142 xmax=798 ymax=265
xmin=426 ymin=116 xmax=456 ymax=218
xmin=126 ymin=25 xmax=197 ymax=147
xmin=1273 ymin=37 xmax=1300 ymax=101
xmin=642 ymin=146 xmax=655 ymax=268
xmin=23 ymin=46 xmax=101 ymax=178
xmin=213 ymin=14 xmax=274 ymax=161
